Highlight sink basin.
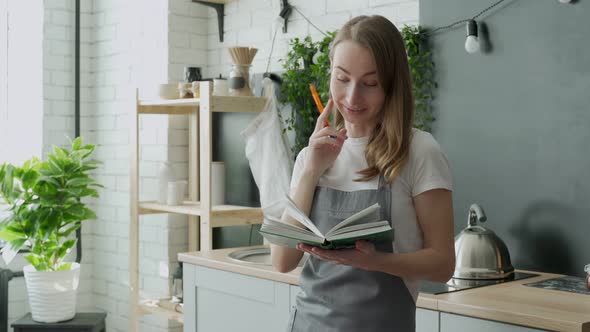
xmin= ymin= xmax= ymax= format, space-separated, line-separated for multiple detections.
xmin=227 ymin=247 xmax=307 ymax=267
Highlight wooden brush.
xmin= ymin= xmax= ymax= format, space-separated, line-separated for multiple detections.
xmin=228 ymin=46 xmax=258 ymax=65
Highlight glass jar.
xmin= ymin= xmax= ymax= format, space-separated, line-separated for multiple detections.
xmin=184 ymin=66 xmax=201 ymax=83
xmin=585 ymin=264 xmax=590 ymax=290
xmin=228 ymin=64 xmax=253 ymax=96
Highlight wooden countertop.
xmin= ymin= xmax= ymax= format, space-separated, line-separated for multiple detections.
xmin=179 ymin=246 xmax=590 ymax=332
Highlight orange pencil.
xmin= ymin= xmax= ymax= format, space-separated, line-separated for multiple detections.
xmin=309 ymin=84 xmax=330 ymax=127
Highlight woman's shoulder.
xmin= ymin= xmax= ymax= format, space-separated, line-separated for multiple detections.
xmin=409 ymin=128 xmax=443 ymax=155
xmin=403 ymin=128 xmax=452 ymax=192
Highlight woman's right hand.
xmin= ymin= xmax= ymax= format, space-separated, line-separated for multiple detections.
xmin=304 ymin=99 xmax=348 ymax=178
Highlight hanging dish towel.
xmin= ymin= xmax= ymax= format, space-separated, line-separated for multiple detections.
xmin=241 ymin=78 xmax=293 ymax=218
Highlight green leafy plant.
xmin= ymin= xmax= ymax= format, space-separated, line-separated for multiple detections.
xmin=280 ymin=26 xmax=436 ymax=155
xmin=401 ymin=25 xmax=436 ymax=132
xmin=0 ymin=137 xmax=102 ymax=271
xmin=280 ymin=32 xmax=336 ymax=155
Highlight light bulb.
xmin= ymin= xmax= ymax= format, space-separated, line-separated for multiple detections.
xmin=465 ymin=35 xmax=480 ymax=54
xmin=465 ymin=20 xmax=480 ymax=54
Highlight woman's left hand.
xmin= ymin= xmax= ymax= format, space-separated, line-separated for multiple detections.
xmin=297 ymin=241 xmax=387 ymax=272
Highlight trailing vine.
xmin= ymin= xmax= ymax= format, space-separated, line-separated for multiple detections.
xmin=280 ymin=32 xmax=336 ymax=155
xmin=401 ymin=26 xmax=436 ymax=132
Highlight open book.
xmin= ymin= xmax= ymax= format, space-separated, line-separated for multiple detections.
xmin=259 ymin=195 xmax=393 ymax=250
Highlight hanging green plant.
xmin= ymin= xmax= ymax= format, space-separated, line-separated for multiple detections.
xmin=280 ymin=32 xmax=336 ymax=155
xmin=401 ymin=25 xmax=436 ymax=132
xmin=280 ymin=26 xmax=436 ymax=155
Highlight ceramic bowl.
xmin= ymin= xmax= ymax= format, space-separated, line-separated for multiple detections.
xmin=158 ymin=83 xmax=180 ymax=99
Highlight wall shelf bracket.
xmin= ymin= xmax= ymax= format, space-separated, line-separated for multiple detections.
xmin=279 ymin=0 xmax=292 ymax=33
xmin=193 ymin=0 xmax=225 ymax=42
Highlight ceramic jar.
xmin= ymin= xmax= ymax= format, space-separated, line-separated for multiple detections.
xmin=158 ymin=162 xmax=176 ymax=204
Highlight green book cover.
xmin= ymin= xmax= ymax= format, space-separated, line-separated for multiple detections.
xmin=259 ymin=195 xmax=393 ymax=250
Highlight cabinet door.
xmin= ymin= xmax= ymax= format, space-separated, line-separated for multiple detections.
xmin=416 ymin=308 xmax=439 ymax=332
xmin=184 ymin=265 xmax=291 ymax=332
xmin=289 ymin=285 xmax=301 ymax=308
xmin=440 ymin=312 xmax=547 ymax=332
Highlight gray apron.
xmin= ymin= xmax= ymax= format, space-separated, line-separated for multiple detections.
xmin=287 ymin=177 xmax=416 ymax=332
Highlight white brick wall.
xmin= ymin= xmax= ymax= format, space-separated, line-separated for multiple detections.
xmin=88 ymin=1 xmax=177 ymax=330
xmin=203 ymin=0 xmax=418 ymax=79
xmin=43 ymin=0 xmax=76 ymax=156
xmin=86 ymin=0 xmax=205 ymax=331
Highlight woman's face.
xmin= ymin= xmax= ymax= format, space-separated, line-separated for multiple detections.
xmin=330 ymin=40 xmax=385 ymax=132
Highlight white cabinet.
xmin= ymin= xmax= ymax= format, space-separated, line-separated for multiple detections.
xmin=440 ymin=312 xmax=547 ymax=332
xmin=183 ymin=265 xmax=291 ymax=332
xmin=289 ymin=285 xmax=301 ymax=308
xmin=182 ymin=264 xmax=548 ymax=332
xmin=417 ymin=308 xmax=440 ymax=332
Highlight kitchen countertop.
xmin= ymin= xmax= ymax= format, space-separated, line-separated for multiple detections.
xmin=179 ymin=246 xmax=590 ymax=332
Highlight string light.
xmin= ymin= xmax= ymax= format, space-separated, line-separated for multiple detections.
xmin=426 ymin=0 xmax=572 ymax=55
xmin=464 ymin=20 xmax=480 ymax=54
xmin=279 ymin=0 xmax=572 ymax=59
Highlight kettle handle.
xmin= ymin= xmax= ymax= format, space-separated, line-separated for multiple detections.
xmin=467 ymin=203 xmax=487 ymax=227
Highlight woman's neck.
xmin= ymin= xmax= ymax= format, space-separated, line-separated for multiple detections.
xmin=345 ymin=122 xmax=376 ymax=138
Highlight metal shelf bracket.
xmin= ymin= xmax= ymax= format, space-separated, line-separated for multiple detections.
xmin=193 ymin=0 xmax=225 ymax=42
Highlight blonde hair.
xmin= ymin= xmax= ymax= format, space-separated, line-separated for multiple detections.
xmin=330 ymin=15 xmax=414 ymax=184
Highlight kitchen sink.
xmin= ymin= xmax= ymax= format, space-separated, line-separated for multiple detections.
xmin=227 ymin=247 xmax=307 ymax=267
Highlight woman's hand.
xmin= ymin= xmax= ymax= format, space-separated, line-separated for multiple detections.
xmin=297 ymin=241 xmax=387 ymax=272
xmin=304 ymin=100 xmax=348 ymax=178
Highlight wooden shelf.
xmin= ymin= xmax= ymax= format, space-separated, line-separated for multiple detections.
xmin=139 ymin=98 xmax=200 ymax=107
xmin=138 ymin=98 xmax=200 ymax=115
xmin=210 ymin=95 xmax=268 ymax=113
xmin=139 ymin=300 xmax=183 ymax=324
xmin=139 ymin=201 xmax=263 ymax=227
xmin=137 ymin=96 xmax=267 ymax=115
xmin=130 ymin=82 xmax=269 ymax=331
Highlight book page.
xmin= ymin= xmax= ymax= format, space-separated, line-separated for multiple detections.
xmin=284 ymin=194 xmax=324 ymax=238
xmin=327 ymin=220 xmax=390 ymax=236
xmin=263 ymin=215 xmax=321 ymax=239
xmin=326 ymin=203 xmax=381 ymax=237
xmin=327 ymin=224 xmax=392 ymax=241
xmin=259 ymin=231 xmax=324 ymax=248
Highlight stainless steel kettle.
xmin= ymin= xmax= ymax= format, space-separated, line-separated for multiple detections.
xmin=453 ymin=204 xmax=514 ymax=279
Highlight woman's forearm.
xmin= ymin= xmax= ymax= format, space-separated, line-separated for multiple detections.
xmin=271 ymin=169 xmax=321 ymax=273
xmin=375 ymin=248 xmax=455 ymax=283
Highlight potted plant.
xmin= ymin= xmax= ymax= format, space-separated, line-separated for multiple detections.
xmin=280 ymin=26 xmax=436 ymax=154
xmin=0 ymin=137 xmax=102 ymax=323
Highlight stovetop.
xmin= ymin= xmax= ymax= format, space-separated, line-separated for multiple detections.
xmin=420 ymin=272 xmax=539 ymax=295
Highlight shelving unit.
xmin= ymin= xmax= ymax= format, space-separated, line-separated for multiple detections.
xmin=129 ymin=81 xmax=267 ymax=331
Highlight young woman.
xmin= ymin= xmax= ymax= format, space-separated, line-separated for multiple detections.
xmin=271 ymin=15 xmax=455 ymax=331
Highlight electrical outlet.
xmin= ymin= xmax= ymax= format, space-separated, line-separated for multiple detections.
xmin=159 ymin=261 xmax=169 ymax=278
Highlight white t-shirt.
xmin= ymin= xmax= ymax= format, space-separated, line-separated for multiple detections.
xmin=290 ymin=128 xmax=453 ymax=302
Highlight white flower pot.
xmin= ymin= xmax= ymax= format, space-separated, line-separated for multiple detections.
xmin=23 ymin=262 xmax=80 ymax=323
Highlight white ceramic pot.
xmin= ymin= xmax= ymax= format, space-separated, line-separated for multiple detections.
xmin=158 ymin=162 xmax=176 ymax=204
xmin=212 ymin=161 xmax=225 ymax=205
xmin=23 ymin=262 xmax=80 ymax=323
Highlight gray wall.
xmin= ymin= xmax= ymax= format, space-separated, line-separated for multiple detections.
xmin=421 ymin=0 xmax=590 ymax=276
xmin=211 ymin=75 xmax=271 ymax=248
xmin=212 ymin=110 xmax=264 ymax=249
